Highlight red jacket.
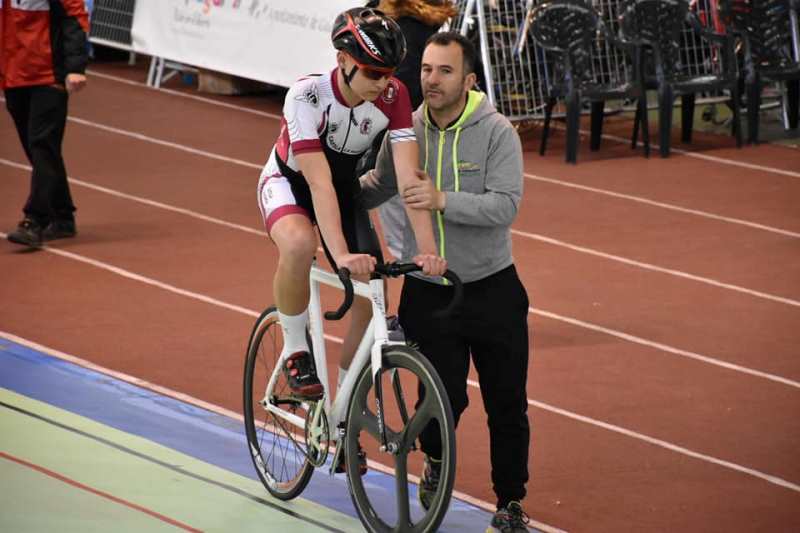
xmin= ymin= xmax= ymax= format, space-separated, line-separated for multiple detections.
xmin=0 ymin=0 xmax=89 ymax=89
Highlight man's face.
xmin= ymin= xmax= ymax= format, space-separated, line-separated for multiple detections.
xmin=421 ymin=42 xmax=474 ymax=113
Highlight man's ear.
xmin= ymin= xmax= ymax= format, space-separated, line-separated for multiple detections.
xmin=336 ymin=51 xmax=347 ymax=70
xmin=464 ymin=71 xmax=477 ymax=91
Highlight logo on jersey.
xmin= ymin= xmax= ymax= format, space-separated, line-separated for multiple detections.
xmin=360 ymin=118 xmax=373 ymax=135
xmin=329 ymin=121 xmax=340 ymax=134
xmin=380 ymin=80 xmax=398 ymax=104
xmin=295 ymin=85 xmax=319 ymax=107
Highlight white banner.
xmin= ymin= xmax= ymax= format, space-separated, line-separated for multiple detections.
xmin=131 ymin=0 xmax=357 ymax=88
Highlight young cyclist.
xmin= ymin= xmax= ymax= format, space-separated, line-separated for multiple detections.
xmin=257 ymin=8 xmax=446 ymax=408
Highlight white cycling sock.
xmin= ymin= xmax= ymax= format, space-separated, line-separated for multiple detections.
xmin=278 ymin=309 xmax=309 ymax=356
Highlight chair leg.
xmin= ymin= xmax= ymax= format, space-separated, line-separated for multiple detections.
xmin=565 ymin=92 xmax=580 ymax=164
xmin=746 ymin=76 xmax=761 ymax=144
xmin=639 ymin=96 xmax=651 ymax=158
xmin=731 ymin=84 xmax=742 ymax=148
xmin=786 ymin=79 xmax=799 ymax=130
xmin=540 ymin=97 xmax=555 ymax=156
xmin=590 ymin=101 xmax=604 ymax=151
xmin=681 ymin=93 xmax=695 ymax=144
xmin=658 ymin=85 xmax=674 ymax=158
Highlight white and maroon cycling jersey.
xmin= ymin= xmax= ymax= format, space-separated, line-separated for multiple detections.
xmin=258 ymin=69 xmax=415 ymax=232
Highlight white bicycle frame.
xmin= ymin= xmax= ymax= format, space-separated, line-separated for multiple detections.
xmin=261 ymin=263 xmax=402 ymax=455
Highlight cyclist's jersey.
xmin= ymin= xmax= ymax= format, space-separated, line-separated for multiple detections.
xmin=258 ymin=69 xmax=415 ymax=226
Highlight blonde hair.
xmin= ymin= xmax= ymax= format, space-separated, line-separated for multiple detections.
xmin=377 ymin=0 xmax=458 ymax=26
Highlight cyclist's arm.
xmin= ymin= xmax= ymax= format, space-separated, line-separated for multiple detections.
xmin=391 ymin=141 xmax=438 ymax=255
xmin=295 ymin=152 xmax=350 ymax=261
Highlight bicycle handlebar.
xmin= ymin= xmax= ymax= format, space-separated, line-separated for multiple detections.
xmin=323 ymin=263 xmax=463 ymax=321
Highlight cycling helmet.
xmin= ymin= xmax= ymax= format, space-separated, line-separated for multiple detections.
xmin=331 ymin=8 xmax=407 ymax=71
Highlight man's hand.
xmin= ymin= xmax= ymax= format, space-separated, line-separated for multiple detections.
xmin=413 ymin=254 xmax=447 ymax=277
xmin=65 ymin=73 xmax=87 ymax=93
xmin=335 ymin=253 xmax=377 ymax=275
xmin=403 ymin=169 xmax=445 ymax=211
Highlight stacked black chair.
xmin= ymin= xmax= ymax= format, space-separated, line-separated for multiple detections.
xmin=718 ymin=0 xmax=800 ymax=143
xmin=530 ymin=0 xmax=650 ymax=163
xmin=620 ymin=0 xmax=742 ymax=157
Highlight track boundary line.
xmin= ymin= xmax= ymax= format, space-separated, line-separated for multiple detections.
xmin=0 ymin=331 xmax=565 ymax=533
xmin=3 ymin=158 xmax=798 ymax=385
xmin=512 ymin=229 xmax=800 ymax=307
xmin=84 ymin=66 xmax=800 ymax=178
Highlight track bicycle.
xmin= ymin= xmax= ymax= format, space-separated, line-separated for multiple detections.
xmin=243 ymin=261 xmax=462 ymax=532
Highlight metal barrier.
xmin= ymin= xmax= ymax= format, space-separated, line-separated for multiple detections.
xmin=451 ymin=0 xmax=727 ymax=122
xmin=88 ymin=0 xmax=136 ymax=52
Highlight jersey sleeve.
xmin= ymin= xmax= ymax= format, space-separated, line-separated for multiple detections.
xmin=282 ymin=77 xmax=325 ymax=155
xmin=378 ymin=78 xmax=416 ymax=144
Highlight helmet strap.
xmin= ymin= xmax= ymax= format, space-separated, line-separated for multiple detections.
xmin=342 ymin=64 xmax=359 ymax=87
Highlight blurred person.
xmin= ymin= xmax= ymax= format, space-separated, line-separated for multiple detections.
xmin=2 ymin=0 xmax=89 ymax=247
xmin=360 ymin=31 xmax=531 ymax=532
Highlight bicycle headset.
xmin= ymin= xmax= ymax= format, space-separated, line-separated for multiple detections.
xmin=331 ymin=7 xmax=407 ymax=85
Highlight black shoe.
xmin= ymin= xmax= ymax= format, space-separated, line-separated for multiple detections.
xmin=487 ymin=501 xmax=530 ymax=533
xmin=418 ymin=454 xmax=442 ymax=510
xmin=333 ymin=444 xmax=368 ymax=476
xmin=42 ymin=219 xmax=76 ymax=241
xmin=283 ymin=351 xmax=323 ymax=400
xmin=386 ymin=315 xmax=405 ymax=342
xmin=7 ymin=218 xmax=43 ymax=247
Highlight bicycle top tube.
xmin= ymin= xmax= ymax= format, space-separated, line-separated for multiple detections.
xmin=324 ymin=262 xmax=463 ymax=321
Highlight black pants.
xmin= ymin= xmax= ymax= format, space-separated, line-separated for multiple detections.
xmin=5 ymin=85 xmax=76 ymax=224
xmin=399 ymin=265 xmax=531 ymax=507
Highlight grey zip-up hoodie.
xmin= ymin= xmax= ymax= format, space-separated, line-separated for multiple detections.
xmin=360 ymin=90 xmax=523 ymax=284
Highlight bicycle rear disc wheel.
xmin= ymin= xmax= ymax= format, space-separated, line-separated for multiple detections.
xmin=345 ymin=345 xmax=456 ymax=533
xmin=243 ymin=306 xmax=315 ymax=500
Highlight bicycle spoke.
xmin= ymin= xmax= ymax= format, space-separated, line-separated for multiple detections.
xmin=393 ymin=452 xmax=411 ymax=529
xmin=402 ymin=393 xmax=436 ymax=446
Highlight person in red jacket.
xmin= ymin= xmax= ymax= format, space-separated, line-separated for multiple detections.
xmin=2 ymin=0 xmax=89 ymax=247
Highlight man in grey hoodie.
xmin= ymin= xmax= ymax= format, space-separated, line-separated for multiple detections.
xmin=360 ymin=31 xmax=531 ymax=533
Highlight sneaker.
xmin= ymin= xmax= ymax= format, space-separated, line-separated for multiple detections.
xmin=487 ymin=501 xmax=530 ymax=533
xmin=386 ymin=315 xmax=405 ymax=342
xmin=333 ymin=444 xmax=367 ymax=476
xmin=418 ymin=454 xmax=442 ymax=510
xmin=42 ymin=219 xmax=76 ymax=241
xmin=7 ymin=218 xmax=43 ymax=247
xmin=283 ymin=351 xmax=323 ymax=400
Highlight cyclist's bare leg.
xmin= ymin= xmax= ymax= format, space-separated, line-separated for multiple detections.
xmin=270 ymin=214 xmax=317 ymax=347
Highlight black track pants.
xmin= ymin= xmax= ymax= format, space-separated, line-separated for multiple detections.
xmin=5 ymin=85 xmax=75 ymax=224
xmin=398 ymin=265 xmax=531 ymax=506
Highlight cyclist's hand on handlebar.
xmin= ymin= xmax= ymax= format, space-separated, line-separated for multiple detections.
xmin=413 ymin=254 xmax=447 ymax=277
xmin=336 ymin=253 xmax=377 ymax=275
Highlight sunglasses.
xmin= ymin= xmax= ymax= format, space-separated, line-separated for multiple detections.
xmin=353 ymin=59 xmax=395 ymax=81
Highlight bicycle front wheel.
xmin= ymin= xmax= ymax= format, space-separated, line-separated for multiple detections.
xmin=243 ymin=306 xmax=315 ymax=500
xmin=344 ymin=345 xmax=456 ymax=533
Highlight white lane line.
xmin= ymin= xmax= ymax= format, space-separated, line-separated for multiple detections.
xmin=0 ymin=333 xmax=569 ymax=533
xmin=523 ymin=173 xmax=800 ymax=239
xmin=66 ymin=116 xmax=263 ymax=170
xmin=84 ymin=66 xmax=800 ymax=179
xmin=531 ymin=309 xmax=800 ymax=389
xmin=464 ymin=378 xmax=800 ymax=494
xmin=1 ymin=245 xmax=796 ymax=496
xmin=0 ymin=158 xmax=265 ymax=237
xmin=15 ymin=115 xmax=800 ymax=307
xmin=2 ymin=157 xmax=798 ymax=389
xmin=86 ymin=69 xmax=283 ymax=120
xmin=513 ymin=229 xmax=800 ymax=308
xmin=57 ymin=111 xmax=800 ymax=240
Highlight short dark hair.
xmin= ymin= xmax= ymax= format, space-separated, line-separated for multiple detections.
xmin=424 ymin=31 xmax=477 ymax=75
